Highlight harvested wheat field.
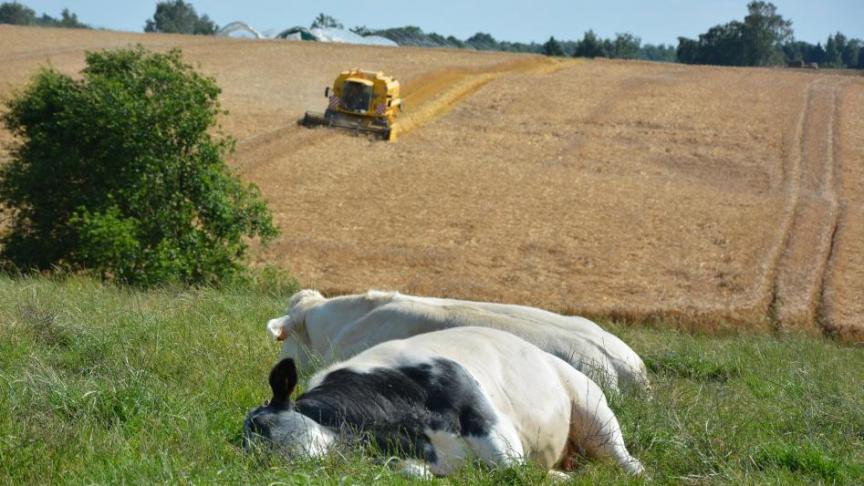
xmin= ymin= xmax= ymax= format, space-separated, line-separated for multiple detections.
xmin=1 ymin=25 xmax=862 ymax=340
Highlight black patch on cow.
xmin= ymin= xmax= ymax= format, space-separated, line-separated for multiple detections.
xmin=294 ymin=358 xmax=496 ymax=460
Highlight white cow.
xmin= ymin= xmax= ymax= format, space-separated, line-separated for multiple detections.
xmin=244 ymin=327 xmax=645 ymax=478
xmin=267 ymin=289 xmax=649 ymax=393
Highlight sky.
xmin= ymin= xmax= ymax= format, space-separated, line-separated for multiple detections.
xmin=20 ymin=1 xmax=864 ymax=46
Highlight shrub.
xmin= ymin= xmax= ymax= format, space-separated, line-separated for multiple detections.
xmin=0 ymin=46 xmax=278 ymax=286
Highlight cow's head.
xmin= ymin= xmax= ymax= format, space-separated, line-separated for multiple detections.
xmin=266 ymin=289 xmax=326 ymax=370
xmin=266 ymin=289 xmax=325 ymax=341
xmin=243 ymin=359 xmax=334 ymax=456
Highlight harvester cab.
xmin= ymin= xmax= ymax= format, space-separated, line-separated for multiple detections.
xmin=301 ymin=69 xmax=403 ymax=141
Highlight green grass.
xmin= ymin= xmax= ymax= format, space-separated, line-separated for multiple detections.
xmin=1 ymin=275 xmax=862 ymax=484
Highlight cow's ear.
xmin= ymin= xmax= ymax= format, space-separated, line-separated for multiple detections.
xmin=266 ymin=316 xmax=294 ymax=341
xmin=269 ymin=358 xmax=298 ymax=406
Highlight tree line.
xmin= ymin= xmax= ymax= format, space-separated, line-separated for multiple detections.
xmin=676 ymin=1 xmax=862 ymax=69
xmin=781 ymin=33 xmax=863 ymax=69
xmin=349 ymin=22 xmax=677 ymax=62
xmin=0 ymin=1 xmax=216 ymax=34
xmin=0 ymin=2 xmax=88 ymax=29
xmin=296 ymin=3 xmax=860 ymax=69
xmin=1 ymin=1 xmax=860 ymax=69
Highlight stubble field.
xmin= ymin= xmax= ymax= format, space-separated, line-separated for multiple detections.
xmin=1 ymin=25 xmax=862 ymax=340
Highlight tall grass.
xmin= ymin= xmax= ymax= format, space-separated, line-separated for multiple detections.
xmin=1 ymin=275 xmax=862 ymax=484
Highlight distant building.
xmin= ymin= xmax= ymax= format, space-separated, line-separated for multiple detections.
xmin=217 ymin=22 xmax=262 ymax=39
xmin=217 ymin=22 xmax=397 ymax=47
xmin=276 ymin=26 xmax=397 ymax=47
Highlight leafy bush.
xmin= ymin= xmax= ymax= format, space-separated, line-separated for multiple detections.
xmin=0 ymin=47 xmax=278 ymax=285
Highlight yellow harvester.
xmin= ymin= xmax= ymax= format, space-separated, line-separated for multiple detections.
xmin=301 ymin=69 xmax=403 ymax=141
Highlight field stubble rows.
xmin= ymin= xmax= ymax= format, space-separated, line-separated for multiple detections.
xmin=0 ymin=25 xmax=862 ymax=339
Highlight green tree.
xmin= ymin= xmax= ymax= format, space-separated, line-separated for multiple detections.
xmin=0 ymin=3 xmax=88 ymax=28
xmin=678 ymin=1 xmax=791 ymax=66
xmin=0 ymin=2 xmax=35 ymax=25
xmin=699 ymin=21 xmax=747 ymax=65
xmin=821 ymin=32 xmax=861 ymax=68
xmin=640 ymin=43 xmax=676 ymax=62
xmin=144 ymin=0 xmax=216 ymax=35
xmin=55 ymin=8 xmax=88 ymax=28
xmin=350 ymin=25 xmax=371 ymax=36
xmin=0 ymin=47 xmax=278 ymax=285
xmin=741 ymin=1 xmax=792 ymax=65
xmin=782 ymin=40 xmax=809 ymax=63
xmin=824 ymin=34 xmax=842 ymax=67
xmin=37 ymin=8 xmax=89 ymax=28
xmin=601 ymin=38 xmax=615 ymax=57
xmin=676 ymin=37 xmax=699 ymax=63
xmin=811 ymin=42 xmax=827 ymax=65
xmin=542 ymin=36 xmax=564 ymax=57
xmin=310 ymin=13 xmax=343 ymax=30
xmin=574 ymin=30 xmax=605 ymax=58
xmin=446 ymin=35 xmax=465 ymax=48
xmin=841 ymin=38 xmax=860 ymax=68
xmin=465 ymin=32 xmax=498 ymax=50
xmin=611 ymin=33 xmax=641 ymax=59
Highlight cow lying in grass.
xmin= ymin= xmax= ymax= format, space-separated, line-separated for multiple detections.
xmin=266 ymin=289 xmax=649 ymax=393
xmin=244 ymin=327 xmax=645 ymax=478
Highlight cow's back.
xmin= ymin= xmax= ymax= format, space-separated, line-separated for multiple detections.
xmin=317 ymin=327 xmax=576 ymax=468
xmin=328 ymin=301 xmax=645 ymax=392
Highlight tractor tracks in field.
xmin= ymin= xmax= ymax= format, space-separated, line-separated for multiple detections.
xmin=393 ymin=57 xmax=568 ymax=138
xmin=768 ymin=78 xmax=845 ymax=333
xmin=232 ymin=124 xmax=333 ymax=176
xmin=231 ymin=56 xmax=569 ymax=173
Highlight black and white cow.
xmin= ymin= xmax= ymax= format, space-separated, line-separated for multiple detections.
xmin=244 ymin=327 xmax=644 ymax=478
xmin=267 ymin=289 xmax=649 ymax=394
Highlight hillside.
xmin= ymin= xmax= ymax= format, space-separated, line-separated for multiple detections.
xmin=1 ymin=276 xmax=863 ymax=484
xmin=1 ymin=25 xmax=862 ymax=340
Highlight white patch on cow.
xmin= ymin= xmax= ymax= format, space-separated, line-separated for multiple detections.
xmin=547 ymin=470 xmax=572 ymax=482
xmin=306 ymin=346 xmax=438 ymax=391
xmin=288 ymin=289 xmax=325 ymax=309
xmin=297 ymin=417 xmax=337 ymax=457
xmin=424 ymin=429 xmax=469 ymax=476
xmin=365 ymin=289 xmax=401 ymax=300
xmin=396 ymin=459 xmax=433 ymax=479
xmin=464 ymin=418 xmax=525 ymax=468
xmin=271 ymin=412 xmax=337 ymax=457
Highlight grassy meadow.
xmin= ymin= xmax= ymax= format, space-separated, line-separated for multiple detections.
xmin=0 ymin=274 xmax=862 ymax=484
